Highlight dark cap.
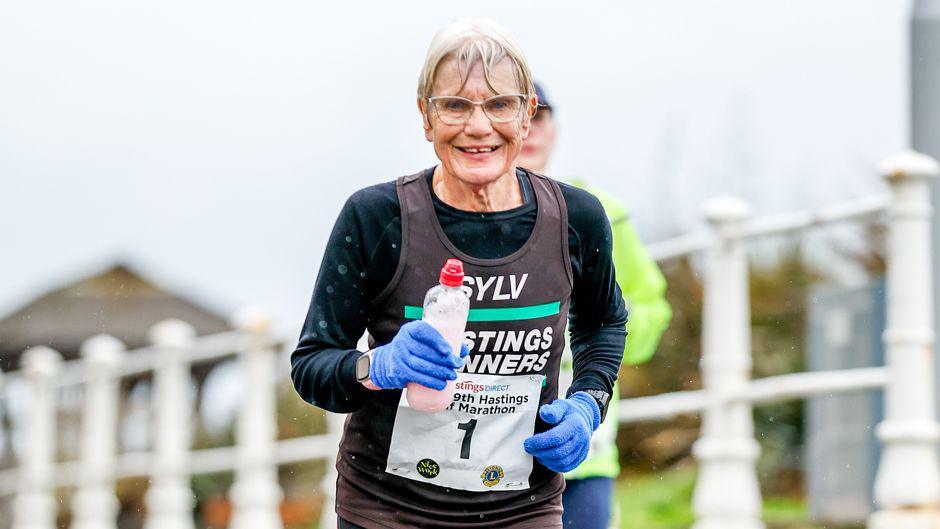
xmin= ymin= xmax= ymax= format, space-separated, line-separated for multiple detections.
xmin=534 ymin=81 xmax=553 ymax=111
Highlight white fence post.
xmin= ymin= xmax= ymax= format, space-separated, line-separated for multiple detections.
xmin=71 ymin=335 xmax=125 ymax=529
xmin=229 ymin=309 xmax=284 ymax=529
xmin=144 ymin=320 xmax=196 ymax=529
xmin=869 ymin=151 xmax=940 ymax=529
xmin=12 ymin=346 xmax=62 ymax=529
xmin=692 ymin=197 xmax=764 ymax=529
xmin=319 ymin=412 xmax=345 ymax=529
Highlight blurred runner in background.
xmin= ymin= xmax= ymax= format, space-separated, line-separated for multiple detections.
xmin=519 ymin=82 xmax=673 ymax=529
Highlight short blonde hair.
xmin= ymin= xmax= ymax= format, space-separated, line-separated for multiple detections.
xmin=417 ymin=19 xmax=535 ymax=103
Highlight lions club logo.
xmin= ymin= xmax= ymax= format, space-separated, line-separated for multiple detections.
xmin=416 ymin=458 xmax=440 ymax=479
xmin=481 ymin=465 xmax=504 ymax=487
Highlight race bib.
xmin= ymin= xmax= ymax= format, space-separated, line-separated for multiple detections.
xmin=386 ymin=373 xmax=544 ymax=492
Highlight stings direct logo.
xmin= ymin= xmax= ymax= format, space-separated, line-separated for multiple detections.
xmin=481 ymin=465 xmax=504 ymax=487
xmin=416 ymin=458 xmax=440 ymax=479
xmin=455 ymin=381 xmax=510 ymax=394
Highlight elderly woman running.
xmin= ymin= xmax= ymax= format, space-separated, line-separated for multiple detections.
xmin=291 ymin=19 xmax=627 ymax=529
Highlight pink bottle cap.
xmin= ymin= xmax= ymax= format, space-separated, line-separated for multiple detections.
xmin=439 ymin=258 xmax=464 ymax=287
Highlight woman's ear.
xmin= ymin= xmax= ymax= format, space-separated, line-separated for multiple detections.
xmin=418 ymin=98 xmax=433 ymax=141
xmin=519 ymin=95 xmax=538 ymax=140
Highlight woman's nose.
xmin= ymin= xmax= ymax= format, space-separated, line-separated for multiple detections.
xmin=463 ymin=105 xmax=493 ymax=135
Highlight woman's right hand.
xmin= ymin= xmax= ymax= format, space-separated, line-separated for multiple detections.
xmin=369 ymin=320 xmax=466 ymax=390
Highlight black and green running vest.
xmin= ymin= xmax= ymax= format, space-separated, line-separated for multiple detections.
xmin=336 ymin=169 xmax=573 ymax=529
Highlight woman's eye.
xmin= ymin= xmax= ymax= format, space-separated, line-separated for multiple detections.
xmin=444 ymin=100 xmax=469 ymax=111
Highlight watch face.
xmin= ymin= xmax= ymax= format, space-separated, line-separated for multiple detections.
xmin=585 ymin=389 xmax=610 ymax=406
xmin=356 ymin=353 xmax=370 ymax=381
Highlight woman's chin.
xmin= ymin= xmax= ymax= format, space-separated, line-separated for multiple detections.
xmin=449 ymin=163 xmax=512 ymax=186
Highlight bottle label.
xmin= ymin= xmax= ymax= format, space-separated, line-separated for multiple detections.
xmin=385 ymin=372 xmax=545 ymax=492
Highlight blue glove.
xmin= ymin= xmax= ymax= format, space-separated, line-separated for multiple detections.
xmin=523 ymin=392 xmax=601 ymax=473
xmin=369 ymin=320 xmax=469 ymax=390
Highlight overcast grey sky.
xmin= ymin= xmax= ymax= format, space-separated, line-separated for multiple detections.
xmin=0 ymin=0 xmax=911 ymax=325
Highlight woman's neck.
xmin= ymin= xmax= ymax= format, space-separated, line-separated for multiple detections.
xmin=432 ymin=166 xmax=523 ymax=212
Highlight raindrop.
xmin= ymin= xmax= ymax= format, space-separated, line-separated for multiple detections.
xmin=338 ymin=265 xmax=348 ymax=275
xmin=318 ymin=321 xmax=328 ymax=329
xmin=345 ymin=236 xmax=353 ymax=243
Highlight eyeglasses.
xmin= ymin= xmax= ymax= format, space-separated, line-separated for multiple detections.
xmin=427 ymin=94 xmax=527 ymax=125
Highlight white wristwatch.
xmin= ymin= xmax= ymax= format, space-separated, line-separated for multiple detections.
xmin=355 ymin=350 xmax=379 ymax=390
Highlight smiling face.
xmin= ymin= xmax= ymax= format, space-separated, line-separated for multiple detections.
xmin=421 ymin=57 xmax=534 ymax=188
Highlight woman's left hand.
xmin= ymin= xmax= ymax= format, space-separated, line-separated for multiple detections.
xmin=522 ymin=392 xmax=601 ymax=473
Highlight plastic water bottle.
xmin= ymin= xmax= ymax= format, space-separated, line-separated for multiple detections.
xmin=406 ymin=258 xmax=470 ymax=412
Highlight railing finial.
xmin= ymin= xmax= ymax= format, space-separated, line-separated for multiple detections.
xmin=231 ymin=306 xmax=272 ymax=334
xmin=148 ymin=318 xmax=196 ymax=348
xmin=879 ymin=150 xmax=940 ymax=181
xmin=703 ymin=195 xmax=751 ymax=223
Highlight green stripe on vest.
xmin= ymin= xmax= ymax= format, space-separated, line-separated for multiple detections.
xmin=404 ymin=301 xmax=561 ymax=322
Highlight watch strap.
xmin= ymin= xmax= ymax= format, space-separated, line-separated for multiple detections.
xmin=580 ymin=389 xmax=611 ymax=422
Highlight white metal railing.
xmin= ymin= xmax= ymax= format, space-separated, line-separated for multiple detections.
xmin=0 ymin=150 xmax=937 ymax=529
xmin=0 ymin=311 xmax=295 ymax=529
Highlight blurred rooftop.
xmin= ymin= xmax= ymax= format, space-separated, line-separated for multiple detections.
xmin=0 ymin=263 xmax=231 ymax=370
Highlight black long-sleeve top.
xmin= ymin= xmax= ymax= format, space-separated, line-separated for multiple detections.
xmin=291 ymin=169 xmax=628 ymax=413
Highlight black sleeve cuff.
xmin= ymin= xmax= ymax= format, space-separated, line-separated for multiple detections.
xmin=338 ymin=350 xmax=370 ymax=400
